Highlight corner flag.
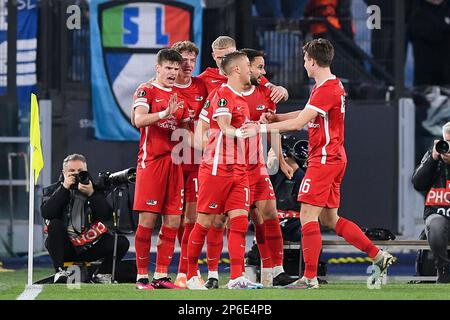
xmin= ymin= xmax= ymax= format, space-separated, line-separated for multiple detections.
xmin=30 ymin=93 xmax=44 ymax=184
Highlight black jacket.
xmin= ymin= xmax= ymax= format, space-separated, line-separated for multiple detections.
xmin=41 ymin=182 xmax=113 ymax=230
xmin=412 ymin=151 xmax=450 ymax=220
xmin=270 ymin=167 xmax=305 ymax=213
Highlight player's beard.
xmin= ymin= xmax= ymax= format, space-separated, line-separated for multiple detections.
xmin=250 ymin=76 xmax=259 ymax=86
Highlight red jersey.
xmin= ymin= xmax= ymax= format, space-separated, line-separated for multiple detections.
xmin=198 ymin=67 xmax=270 ymax=94
xmin=304 ymin=77 xmax=347 ymax=165
xmin=242 ymin=85 xmax=276 ymax=121
xmin=197 ymin=67 xmax=227 ymax=94
xmin=200 ymin=84 xmax=250 ymax=176
xmin=174 ymin=77 xmax=208 ymax=172
xmin=242 ymin=85 xmax=276 ymax=170
xmin=132 ymin=81 xmax=190 ymax=169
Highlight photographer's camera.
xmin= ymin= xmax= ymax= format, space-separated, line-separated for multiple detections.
xmin=70 ymin=171 xmax=90 ymax=190
xmin=97 ymin=168 xmax=136 ymax=190
xmin=436 ymin=140 xmax=450 ymax=155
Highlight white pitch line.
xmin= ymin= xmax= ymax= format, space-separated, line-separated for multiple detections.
xmin=17 ymin=284 xmax=43 ymax=300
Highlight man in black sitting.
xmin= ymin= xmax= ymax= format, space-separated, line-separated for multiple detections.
xmin=41 ymin=154 xmax=129 ymax=284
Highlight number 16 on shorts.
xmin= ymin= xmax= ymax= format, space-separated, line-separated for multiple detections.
xmin=300 ymin=178 xmax=311 ymax=194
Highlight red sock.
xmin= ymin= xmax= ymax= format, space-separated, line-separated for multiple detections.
xmin=155 ymin=225 xmax=178 ymax=274
xmin=177 ymin=223 xmax=185 ymax=247
xmin=206 ymin=225 xmax=224 ymax=272
xmin=187 ymin=223 xmax=209 ymax=280
xmin=178 ymin=223 xmax=195 ymax=274
xmin=135 ymin=225 xmax=153 ymax=275
xmin=254 ymin=222 xmax=273 ymax=268
xmin=301 ymin=221 xmax=322 ymax=279
xmin=265 ymin=218 xmax=284 ymax=267
xmin=228 ymin=216 xmax=248 ymax=280
xmin=335 ymin=217 xmax=380 ymax=259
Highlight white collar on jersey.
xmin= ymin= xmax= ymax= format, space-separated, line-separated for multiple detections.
xmin=174 ymin=78 xmax=192 ymax=89
xmin=151 ymin=81 xmax=172 ymax=92
xmin=242 ymin=85 xmax=256 ymax=96
xmin=316 ymin=76 xmax=337 ymax=89
xmin=225 ymin=84 xmax=243 ymax=97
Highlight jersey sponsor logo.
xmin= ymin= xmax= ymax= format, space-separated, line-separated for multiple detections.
xmin=218 ymin=98 xmax=228 ymax=107
xmin=157 ymin=119 xmax=177 ymax=131
xmin=208 ymin=203 xmax=218 ymax=209
xmin=146 ymin=199 xmax=158 ymax=205
xmin=308 ymin=122 xmax=320 ymax=129
xmin=211 ymin=79 xmax=221 ymax=83
xmin=155 ymin=98 xmax=164 ymax=102
xmin=256 ymin=104 xmax=265 ymax=111
xmin=425 ymin=188 xmax=450 ymax=206
xmin=236 ymin=106 xmax=242 ymax=111
xmin=138 ymin=90 xmax=146 ymax=97
xmin=195 ymin=95 xmax=204 ymax=101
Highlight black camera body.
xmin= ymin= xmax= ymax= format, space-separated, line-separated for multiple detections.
xmin=436 ymin=140 xmax=450 ymax=155
xmin=69 ymin=171 xmax=90 ymax=190
xmin=97 ymin=168 xmax=136 ymax=190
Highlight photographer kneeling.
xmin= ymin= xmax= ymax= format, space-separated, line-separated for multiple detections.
xmin=41 ymin=154 xmax=130 ymax=284
xmin=413 ymin=122 xmax=450 ymax=283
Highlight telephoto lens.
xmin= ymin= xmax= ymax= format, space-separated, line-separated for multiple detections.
xmin=436 ymin=140 xmax=450 ymax=155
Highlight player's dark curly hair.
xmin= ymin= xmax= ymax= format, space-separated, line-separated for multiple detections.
xmin=303 ymin=38 xmax=334 ymax=67
xmin=240 ymin=48 xmax=265 ymax=63
xmin=156 ymin=49 xmax=183 ymax=65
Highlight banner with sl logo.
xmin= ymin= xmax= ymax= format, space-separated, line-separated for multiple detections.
xmin=90 ymin=0 xmax=203 ymax=141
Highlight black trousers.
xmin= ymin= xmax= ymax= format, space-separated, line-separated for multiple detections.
xmin=45 ymin=219 xmax=130 ymax=274
xmin=425 ymin=214 xmax=450 ymax=270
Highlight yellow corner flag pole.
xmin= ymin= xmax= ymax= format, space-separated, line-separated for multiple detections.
xmin=27 ymin=93 xmax=44 ymax=286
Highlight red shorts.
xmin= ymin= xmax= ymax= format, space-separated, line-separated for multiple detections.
xmin=133 ymin=156 xmax=184 ymax=215
xmin=184 ymin=170 xmax=199 ymax=203
xmin=248 ymin=164 xmax=276 ymax=204
xmin=197 ymin=170 xmax=250 ymax=214
xmin=297 ymin=162 xmax=347 ymax=209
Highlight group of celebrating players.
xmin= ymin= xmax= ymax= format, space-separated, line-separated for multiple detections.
xmin=130 ymin=36 xmax=396 ymax=290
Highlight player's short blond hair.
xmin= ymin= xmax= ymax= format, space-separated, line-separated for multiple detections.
xmin=172 ymin=41 xmax=199 ymax=56
xmin=211 ymin=36 xmax=236 ymax=50
xmin=220 ymin=51 xmax=247 ymax=76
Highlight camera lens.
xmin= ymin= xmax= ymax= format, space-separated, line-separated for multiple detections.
xmin=436 ymin=140 xmax=450 ymax=155
xmin=293 ymin=140 xmax=308 ymax=161
xmin=78 ymin=171 xmax=90 ymax=185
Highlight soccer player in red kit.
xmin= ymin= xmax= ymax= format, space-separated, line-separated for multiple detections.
xmin=186 ymin=51 xmax=263 ymax=290
xmin=239 ymin=48 xmax=297 ymax=287
xmin=198 ymin=36 xmax=291 ymax=289
xmin=170 ymin=41 xmax=208 ymax=288
xmin=132 ymin=49 xmax=190 ymax=290
xmin=198 ymin=35 xmax=288 ymax=101
xmin=241 ymin=39 xmax=395 ymax=289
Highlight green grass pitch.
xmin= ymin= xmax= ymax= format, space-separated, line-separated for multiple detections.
xmin=2 ymin=269 xmax=450 ymax=300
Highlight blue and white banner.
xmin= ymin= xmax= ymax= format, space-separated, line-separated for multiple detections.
xmin=0 ymin=0 xmax=38 ymax=116
xmin=90 ymin=0 xmax=203 ymax=141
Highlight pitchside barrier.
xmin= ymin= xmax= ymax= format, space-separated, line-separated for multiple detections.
xmin=284 ymin=240 xmax=445 ymax=283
